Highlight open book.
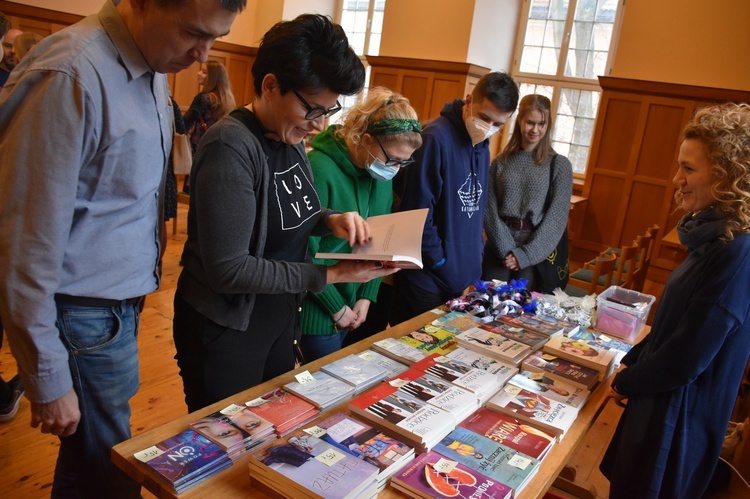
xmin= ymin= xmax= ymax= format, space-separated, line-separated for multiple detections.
xmin=316 ymin=208 xmax=428 ymax=269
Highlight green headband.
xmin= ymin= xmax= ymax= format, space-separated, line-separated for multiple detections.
xmin=366 ymin=118 xmax=422 ymax=136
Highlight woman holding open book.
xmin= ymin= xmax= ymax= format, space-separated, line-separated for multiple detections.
xmin=600 ymin=103 xmax=750 ymax=498
xmin=172 ymin=15 xmax=398 ymax=412
xmin=301 ymin=88 xmax=422 ymax=361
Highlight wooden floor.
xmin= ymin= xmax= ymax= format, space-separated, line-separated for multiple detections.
xmin=0 ymin=204 xmax=688 ymax=499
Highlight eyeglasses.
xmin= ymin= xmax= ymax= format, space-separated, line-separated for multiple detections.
xmin=292 ymin=90 xmax=342 ymax=120
xmin=374 ymin=136 xmax=415 ymax=168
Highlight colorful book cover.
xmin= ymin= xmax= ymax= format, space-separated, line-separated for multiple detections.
xmin=397 ymin=325 xmax=458 ymax=356
xmin=391 ymin=450 xmax=513 ymax=499
xmin=372 ymin=337 xmax=428 ymax=364
xmin=429 ymin=311 xmax=484 ymax=335
xmin=432 ymin=427 xmax=540 ymax=495
xmin=135 ymin=429 xmax=230 ymax=490
xmin=486 ymin=386 xmax=578 ymax=439
xmin=411 ymin=353 xmax=508 ymax=402
xmin=567 ymin=327 xmax=633 ymax=366
xmin=457 ymin=327 xmax=531 ymax=364
xmin=521 ymin=350 xmax=600 ymax=391
xmin=249 ymin=429 xmax=379 ymax=499
xmin=479 ymin=321 xmax=549 ymax=351
xmin=312 ymin=412 xmax=414 ymax=476
xmin=543 ymin=335 xmax=617 ymax=378
xmin=189 ymin=404 xmax=275 ymax=456
xmin=445 ymin=347 xmax=519 ymax=379
xmin=244 ymin=388 xmax=320 ymax=435
xmin=496 ymin=313 xmax=578 ymax=337
xmin=396 ymin=369 xmax=479 ymax=418
xmin=459 ymin=408 xmax=555 ymax=460
xmin=507 ymin=371 xmax=590 ymax=408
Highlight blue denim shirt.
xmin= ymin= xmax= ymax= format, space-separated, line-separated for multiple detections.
xmin=0 ymin=1 xmax=171 ymax=403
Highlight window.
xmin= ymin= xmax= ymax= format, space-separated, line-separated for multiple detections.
xmin=334 ymin=0 xmax=387 ymax=124
xmin=511 ymin=0 xmax=623 ymax=175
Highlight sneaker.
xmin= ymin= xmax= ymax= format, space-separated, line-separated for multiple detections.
xmin=0 ymin=375 xmax=25 ymax=423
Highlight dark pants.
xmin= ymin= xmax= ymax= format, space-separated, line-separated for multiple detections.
xmin=388 ymin=273 xmax=463 ymax=326
xmin=173 ymin=292 xmax=301 ymax=413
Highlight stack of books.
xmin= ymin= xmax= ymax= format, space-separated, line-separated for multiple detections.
xmin=478 ymin=321 xmax=550 ymax=352
xmin=320 ymin=353 xmax=389 ymax=394
xmin=282 ymin=371 xmax=356 ymax=410
xmin=348 ymin=380 xmax=455 ymax=451
xmin=566 ymin=327 xmax=634 ymax=367
xmin=396 ymin=324 xmax=459 ymax=357
xmin=391 ymin=449 xmax=513 ymax=499
xmin=248 ymin=428 xmax=380 ymax=499
xmin=459 ymin=407 xmax=556 ymax=460
xmin=542 ymin=335 xmax=618 ymax=379
xmin=428 ymin=310 xmax=485 ymax=335
xmin=457 ymin=326 xmax=531 ymax=365
xmin=411 ymin=353 xmax=511 ymax=405
xmin=189 ymin=403 xmax=275 ymax=460
xmin=521 ymin=351 xmax=601 ymax=391
xmin=134 ymin=429 xmax=232 ymax=494
xmin=356 ymin=349 xmax=410 ymax=378
xmin=394 ymin=368 xmax=479 ymax=422
xmin=431 ymin=426 xmax=541 ymax=496
xmin=495 ymin=313 xmax=578 ymax=338
xmin=244 ymin=389 xmax=321 ymax=437
xmin=506 ymin=371 xmax=590 ymax=409
xmin=445 ymin=346 xmax=520 ymax=377
xmin=371 ymin=337 xmax=428 ymax=365
xmin=485 ymin=385 xmax=579 ymax=440
xmin=312 ymin=412 xmax=415 ymax=491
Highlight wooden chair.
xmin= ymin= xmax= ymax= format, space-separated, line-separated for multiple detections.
xmin=631 ymin=224 xmax=659 ymax=291
xmin=569 ymin=241 xmax=638 ymax=292
xmin=565 ymin=252 xmax=617 ymax=297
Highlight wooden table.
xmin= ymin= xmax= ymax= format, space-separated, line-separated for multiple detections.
xmin=112 ymin=310 xmax=644 ymax=499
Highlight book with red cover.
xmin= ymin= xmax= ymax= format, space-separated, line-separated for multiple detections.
xmin=458 ymin=407 xmax=555 ymax=460
xmin=244 ymin=388 xmax=321 ymax=436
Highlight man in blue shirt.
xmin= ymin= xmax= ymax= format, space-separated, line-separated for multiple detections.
xmin=0 ymin=1 xmax=246 ymax=497
xmin=390 ymin=72 xmax=519 ymax=325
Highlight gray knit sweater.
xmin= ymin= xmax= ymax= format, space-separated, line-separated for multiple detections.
xmin=483 ymin=150 xmax=573 ymax=270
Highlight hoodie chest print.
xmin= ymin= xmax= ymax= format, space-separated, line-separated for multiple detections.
xmin=458 ymin=172 xmax=482 ymax=218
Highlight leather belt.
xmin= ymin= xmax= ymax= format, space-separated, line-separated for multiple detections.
xmin=55 ymin=294 xmax=143 ymax=308
xmin=502 ymin=217 xmax=534 ymax=230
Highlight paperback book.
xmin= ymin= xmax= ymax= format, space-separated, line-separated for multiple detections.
xmin=391 ymin=450 xmax=513 ymax=499
xmin=189 ymin=404 xmax=275 ymax=459
xmin=245 ymin=388 xmax=321 ymax=436
xmin=495 ymin=313 xmax=578 ymax=338
xmin=356 ymin=349 xmax=409 ymax=378
xmin=395 ymin=368 xmax=479 ymax=421
xmin=479 ymin=321 xmax=549 ymax=351
xmin=411 ymin=353 xmax=508 ymax=405
xmin=485 ymin=386 xmax=579 ymax=440
xmin=567 ymin=327 xmax=633 ymax=367
xmin=521 ymin=350 xmax=600 ymax=391
xmin=371 ymin=337 xmax=428 ymax=365
xmin=348 ymin=381 xmax=455 ymax=450
xmin=445 ymin=347 xmax=519 ymax=379
xmin=432 ymin=427 xmax=540 ymax=495
xmin=311 ymin=412 xmax=415 ymax=486
xmin=542 ymin=335 xmax=617 ymax=378
xmin=283 ymin=371 xmax=356 ymax=410
xmin=134 ymin=429 xmax=232 ymax=493
xmin=320 ymin=354 xmax=388 ymax=394
xmin=458 ymin=408 xmax=555 ymax=460
xmin=248 ymin=428 xmax=379 ymax=499
xmin=457 ymin=327 xmax=531 ymax=365
xmin=429 ymin=310 xmax=485 ymax=335
xmin=397 ymin=325 xmax=458 ymax=356
xmin=507 ymin=371 xmax=590 ymax=408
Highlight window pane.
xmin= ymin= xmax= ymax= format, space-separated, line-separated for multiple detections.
xmin=524 ymin=19 xmax=547 ymax=46
xmin=371 ymin=10 xmax=384 ymax=34
xmin=529 ymin=0 xmax=550 ymax=19
xmin=367 ymin=33 xmax=381 ymax=56
xmin=540 ymin=47 xmax=560 ymax=74
xmin=349 ymin=32 xmax=365 ymax=55
xmin=520 ymin=46 xmax=543 ymax=73
xmin=554 ymin=88 xmax=601 ymax=174
xmin=564 ymin=0 xmax=616 ymax=79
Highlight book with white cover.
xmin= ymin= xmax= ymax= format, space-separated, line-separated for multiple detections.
xmin=282 ymin=371 xmax=355 ymax=409
xmin=396 ymin=368 xmax=479 ymax=421
xmin=411 ymin=353 xmax=510 ymax=405
xmin=445 ymin=347 xmax=519 ymax=380
xmin=356 ymin=349 xmax=409 ymax=379
xmin=507 ymin=371 xmax=590 ymax=408
xmin=315 ymin=208 xmax=428 ymax=269
xmin=457 ymin=327 xmax=531 ymax=365
xmin=371 ymin=337 xmax=428 ymax=364
xmin=485 ymin=385 xmax=578 ymax=440
xmin=320 ymin=354 xmax=388 ymax=393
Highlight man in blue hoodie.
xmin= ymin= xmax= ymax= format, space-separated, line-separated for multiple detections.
xmin=390 ymin=72 xmax=519 ymax=325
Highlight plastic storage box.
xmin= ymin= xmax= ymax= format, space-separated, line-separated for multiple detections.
xmin=595 ymin=286 xmax=655 ymax=341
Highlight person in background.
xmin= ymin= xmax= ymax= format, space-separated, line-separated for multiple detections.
xmin=12 ymin=31 xmax=42 ymax=65
xmin=600 ymin=102 xmax=750 ymax=499
xmin=482 ymin=94 xmax=573 ymax=291
xmin=0 ymin=26 xmax=20 ymax=88
xmin=0 ymin=1 xmax=245 ymax=497
xmin=0 ymin=9 xmax=25 ymax=425
xmin=172 ymin=14 xmax=398 ymax=413
xmin=389 ymin=71 xmax=519 ymax=326
xmin=181 ymin=59 xmax=235 ymax=192
xmin=301 ymin=87 xmax=422 ymax=361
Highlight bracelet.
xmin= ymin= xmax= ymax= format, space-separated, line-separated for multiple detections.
xmin=333 ymin=307 xmax=347 ymax=324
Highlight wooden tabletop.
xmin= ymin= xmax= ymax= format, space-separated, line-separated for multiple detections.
xmin=112 ymin=310 xmax=646 ymax=499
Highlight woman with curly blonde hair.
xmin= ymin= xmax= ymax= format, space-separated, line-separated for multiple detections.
xmin=601 ymin=102 xmax=750 ymax=499
xmin=301 ymin=87 xmax=422 ymax=360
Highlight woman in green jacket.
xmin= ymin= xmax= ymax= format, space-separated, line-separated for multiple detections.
xmin=301 ymin=87 xmax=422 ymax=360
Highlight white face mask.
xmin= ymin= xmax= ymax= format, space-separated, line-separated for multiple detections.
xmin=464 ymin=103 xmax=500 ymax=146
